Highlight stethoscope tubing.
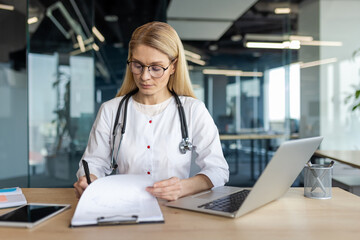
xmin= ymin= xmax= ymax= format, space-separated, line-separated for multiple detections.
xmin=172 ymin=90 xmax=188 ymax=138
xmin=110 ymin=89 xmax=191 ymax=171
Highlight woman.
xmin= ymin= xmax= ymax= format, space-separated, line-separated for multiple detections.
xmin=73 ymin=21 xmax=229 ymax=201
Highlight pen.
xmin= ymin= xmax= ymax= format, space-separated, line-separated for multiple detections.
xmin=306 ymin=161 xmax=326 ymax=194
xmin=82 ymin=160 xmax=92 ymax=185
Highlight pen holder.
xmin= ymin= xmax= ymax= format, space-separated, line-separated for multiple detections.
xmin=304 ymin=164 xmax=333 ymax=199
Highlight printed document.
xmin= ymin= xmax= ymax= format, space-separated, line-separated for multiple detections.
xmin=0 ymin=187 xmax=27 ymax=209
xmin=70 ymin=174 xmax=164 ymax=227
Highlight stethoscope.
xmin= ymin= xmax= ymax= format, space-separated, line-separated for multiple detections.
xmin=110 ymin=89 xmax=193 ymax=171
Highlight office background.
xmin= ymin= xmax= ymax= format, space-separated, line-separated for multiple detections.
xmin=1 ymin=0 xmax=359 ymax=188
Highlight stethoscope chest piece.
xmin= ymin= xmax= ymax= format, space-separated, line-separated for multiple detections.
xmin=179 ymin=137 xmax=193 ymax=154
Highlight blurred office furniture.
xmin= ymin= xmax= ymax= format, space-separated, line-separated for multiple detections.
xmin=314 ymin=150 xmax=360 ymax=196
xmin=220 ymin=132 xmax=284 ymax=180
xmin=332 ymin=176 xmax=360 ymax=196
xmin=314 ymin=150 xmax=360 ymax=169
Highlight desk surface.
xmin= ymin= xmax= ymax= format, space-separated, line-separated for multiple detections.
xmin=220 ymin=133 xmax=284 ymax=140
xmin=315 ymin=150 xmax=360 ymax=169
xmin=1 ymin=188 xmax=360 ymax=240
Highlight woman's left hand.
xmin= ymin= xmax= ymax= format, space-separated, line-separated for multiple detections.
xmin=146 ymin=177 xmax=183 ymax=201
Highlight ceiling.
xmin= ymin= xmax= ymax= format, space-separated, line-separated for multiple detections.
xmin=26 ymin=0 xmax=304 ymax=85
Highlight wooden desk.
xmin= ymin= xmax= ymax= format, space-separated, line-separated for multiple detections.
xmin=1 ymin=188 xmax=360 ymax=240
xmin=314 ymin=150 xmax=360 ymax=169
xmin=220 ymin=133 xmax=284 ymax=141
xmin=220 ymin=133 xmax=284 ymax=179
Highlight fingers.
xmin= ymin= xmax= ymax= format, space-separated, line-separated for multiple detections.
xmin=153 ymin=177 xmax=179 ymax=188
xmin=73 ymin=177 xmax=87 ymax=199
xmin=147 ymin=187 xmax=181 ymax=201
xmin=146 ymin=177 xmax=183 ymax=201
xmin=73 ymin=175 xmax=98 ymax=199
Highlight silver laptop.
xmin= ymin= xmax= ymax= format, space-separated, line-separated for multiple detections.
xmin=166 ymin=136 xmax=323 ymax=218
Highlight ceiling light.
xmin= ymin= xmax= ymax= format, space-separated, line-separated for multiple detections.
xmin=246 ymin=41 xmax=300 ymax=49
xmin=186 ymin=56 xmax=205 ymax=66
xmin=300 ymin=58 xmax=337 ymax=69
xmin=28 ymin=17 xmax=39 ymax=24
xmin=252 ymin=52 xmax=261 ymax=58
xmin=184 ymin=50 xmax=201 ymax=60
xmin=231 ymin=34 xmax=242 ymax=42
xmin=300 ymin=40 xmax=342 ymax=46
xmin=104 ymin=15 xmax=118 ymax=22
xmin=70 ymin=45 xmax=92 ymax=56
xmin=283 ymin=40 xmax=300 ymax=49
xmin=241 ymin=71 xmax=263 ymax=77
xmin=274 ymin=8 xmax=291 ymax=14
xmin=113 ymin=42 xmax=124 ymax=48
xmin=73 ymin=37 xmax=94 ymax=49
xmin=209 ymin=44 xmax=218 ymax=51
xmin=92 ymin=27 xmax=105 ymax=42
xmin=246 ymin=42 xmax=284 ymax=49
xmin=289 ymin=35 xmax=313 ymax=42
xmin=0 ymin=4 xmax=14 ymax=11
xmin=92 ymin=43 xmax=99 ymax=51
xmin=245 ymin=34 xmax=286 ymax=41
xmin=76 ymin=35 xmax=86 ymax=52
xmin=245 ymin=34 xmax=315 ymax=43
xmin=202 ymin=69 xmax=263 ymax=77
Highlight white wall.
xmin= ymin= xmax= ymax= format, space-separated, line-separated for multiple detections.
xmin=319 ymin=0 xmax=360 ymax=150
xmin=299 ymin=0 xmax=360 ymax=150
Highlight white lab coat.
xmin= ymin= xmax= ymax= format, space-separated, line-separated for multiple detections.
xmin=76 ymin=96 xmax=229 ymax=187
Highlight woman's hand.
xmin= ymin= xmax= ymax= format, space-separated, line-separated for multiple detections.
xmin=146 ymin=177 xmax=183 ymax=201
xmin=146 ymin=174 xmax=214 ymax=201
xmin=73 ymin=174 xmax=98 ymax=199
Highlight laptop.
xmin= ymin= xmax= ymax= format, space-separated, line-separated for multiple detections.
xmin=166 ymin=136 xmax=323 ymax=218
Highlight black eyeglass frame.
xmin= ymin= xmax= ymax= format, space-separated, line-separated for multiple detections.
xmin=126 ymin=59 xmax=175 ymax=78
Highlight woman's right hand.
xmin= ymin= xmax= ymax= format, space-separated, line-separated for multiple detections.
xmin=73 ymin=174 xmax=98 ymax=199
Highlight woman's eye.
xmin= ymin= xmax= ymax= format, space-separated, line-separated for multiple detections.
xmin=150 ymin=66 xmax=162 ymax=72
xmin=133 ymin=63 xmax=142 ymax=69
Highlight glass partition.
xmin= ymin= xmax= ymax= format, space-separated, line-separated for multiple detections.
xmin=0 ymin=1 xmax=27 ymax=187
xmin=2 ymin=0 xmax=359 ymax=188
xmin=28 ymin=0 xmax=95 ymax=187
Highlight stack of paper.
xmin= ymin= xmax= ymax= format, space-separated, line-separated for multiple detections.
xmin=71 ymin=175 xmax=164 ymax=227
xmin=0 ymin=187 xmax=27 ymax=209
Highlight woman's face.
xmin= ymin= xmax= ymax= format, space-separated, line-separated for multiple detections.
xmin=130 ymin=44 xmax=175 ymax=103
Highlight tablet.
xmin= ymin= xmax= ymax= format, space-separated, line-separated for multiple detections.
xmin=0 ymin=203 xmax=70 ymax=228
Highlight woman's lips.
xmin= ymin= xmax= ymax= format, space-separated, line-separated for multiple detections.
xmin=141 ymin=84 xmax=152 ymax=88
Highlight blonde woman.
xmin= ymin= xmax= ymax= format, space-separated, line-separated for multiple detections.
xmin=74 ymin=21 xmax=229 ymax=201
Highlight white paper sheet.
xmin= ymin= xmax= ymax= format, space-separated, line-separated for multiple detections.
xmin=70 ymin=175 xmax=164 ymax=226
xmin=0 ymin=187 xmax=27 ymax=209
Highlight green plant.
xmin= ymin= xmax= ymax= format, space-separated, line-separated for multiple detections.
xmin=346 ymin=49 xmax=360 ymax=112
xmin=345 ymin=88 xmax=360 ymax=112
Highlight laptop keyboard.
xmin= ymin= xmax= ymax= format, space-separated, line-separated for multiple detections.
xmin=197 ymin=189 xmax=250 ymax=213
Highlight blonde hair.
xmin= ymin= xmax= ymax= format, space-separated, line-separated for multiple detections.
xmin=116 ymin=21 xmax=195 ymax=98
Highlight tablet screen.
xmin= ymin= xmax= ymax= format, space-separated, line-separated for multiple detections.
xmin=0 ymin=204 xmax=70 ymax=227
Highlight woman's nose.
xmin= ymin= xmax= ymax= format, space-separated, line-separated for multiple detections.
xmin=141 ymin=67 xmax=151 ymax=80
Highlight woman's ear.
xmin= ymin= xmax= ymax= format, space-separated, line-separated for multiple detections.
xmin=170 ymin=59 xmax=177 ymax=75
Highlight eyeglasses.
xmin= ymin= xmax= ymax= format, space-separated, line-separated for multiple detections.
xmin=127 ymin=60 xmax=174 ymax=78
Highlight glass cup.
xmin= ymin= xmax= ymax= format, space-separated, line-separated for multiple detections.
xmin=304 ymin=164 xmax=333 ymax=199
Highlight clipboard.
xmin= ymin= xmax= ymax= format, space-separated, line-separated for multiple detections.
xmin=70 ymin=175 xmax=164 ymax=227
